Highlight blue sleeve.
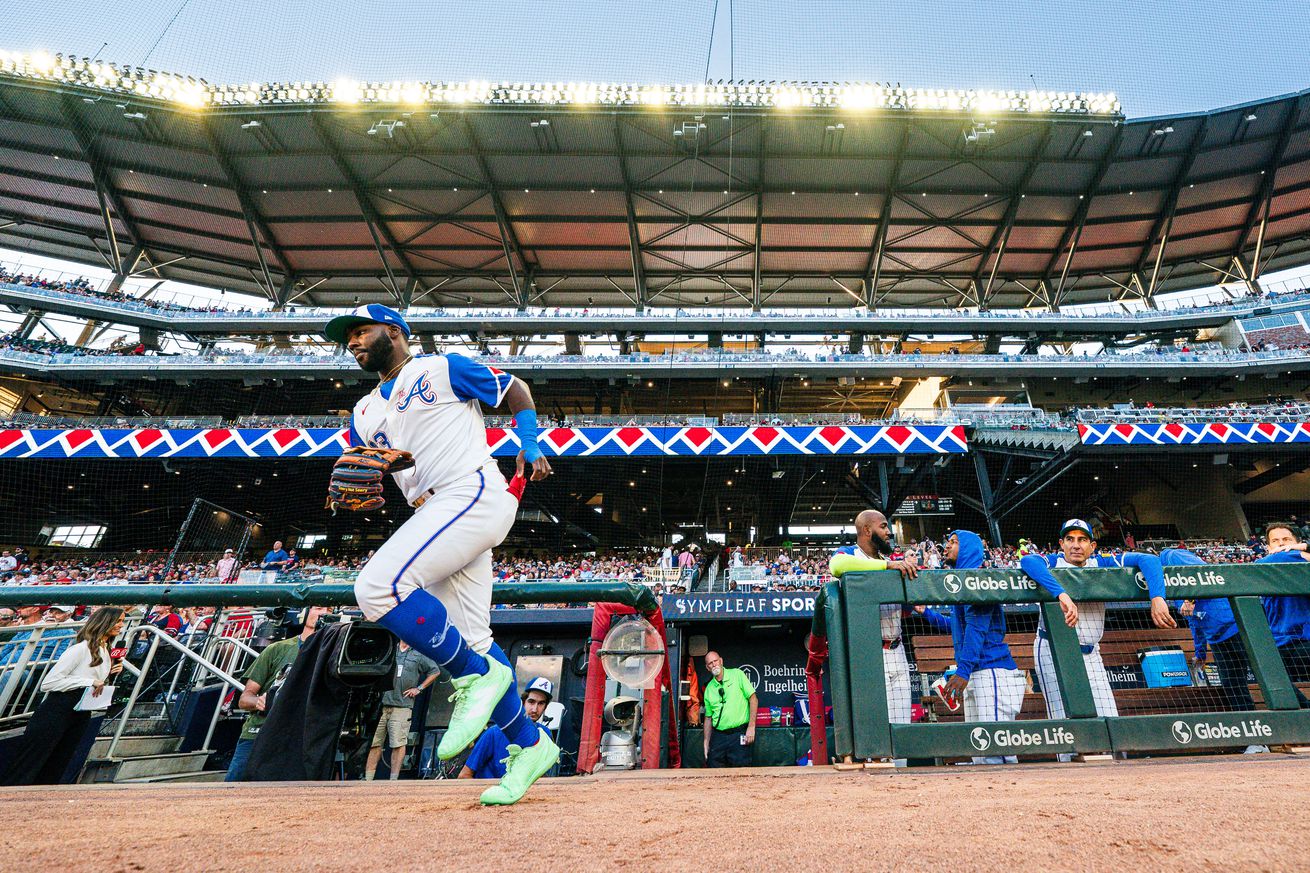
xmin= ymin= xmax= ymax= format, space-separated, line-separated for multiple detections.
xmin=1256 ymin=551 xmax=1307 ymax=564
xmin=464 ymin=729 xmax=496 ymax=774
xmin=1121 ymin=552 xmax=1165 ymax=599
xmin=918 ymin=607 xmax=952 ymax=631
xmin=1020 ymin=553 xmax=1065 ymax=597
xmin=447 ymin=354 xmax=514 ymax=406
xmin=954 ymin=605 xmax=991 ymax=681
xmin=347 ymin=414 xmax=361 ymax=447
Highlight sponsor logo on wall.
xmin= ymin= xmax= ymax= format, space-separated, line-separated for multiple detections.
xmin=1169 ymin=717 xmax=1272 ymax=745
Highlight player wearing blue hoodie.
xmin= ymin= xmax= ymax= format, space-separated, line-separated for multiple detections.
xmin=940 ymin=530 xmax=1026 ymax=764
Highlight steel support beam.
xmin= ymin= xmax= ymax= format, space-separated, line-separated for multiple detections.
xmin=971 ymin=452 xmax=1003 ymax=545
xmin=993 ymin=453 xmax=1080 ymax=521
xmin=310 ymin=113 xmax=423 ymax=305
xmin=975 ymin=124 xmax=1054 ymax=308
xmin=1133 ymin=119 xmax=1210 ymax=300
xmin=1041 ymin=124 xmax=1126 ymax=306
xmin=862 ymin=121 xmax=911 ymax=308
xmin=1233 ymin=96 xmax=1303 ymax=284
xmin=461 ymin=115 xmax=532 ymax=310
xmin=752 ymin=189 xmax=764 ymax=311
xmin=200 ymin=118 xmax=297 ymax=301
xmin=613 ymin=118 xmax=649 ymax=310
xmin=60 ymin=95 xmax=149 ymax=282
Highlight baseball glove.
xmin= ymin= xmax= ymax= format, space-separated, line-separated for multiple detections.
xmin=326 ymin=446 xmax=415 ymax=512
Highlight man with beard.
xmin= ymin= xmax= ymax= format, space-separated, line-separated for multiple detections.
xmin=829 ymin=509 xmax=945 ymax=748
xmin=323 ymin=304 xmax=558 ymax=805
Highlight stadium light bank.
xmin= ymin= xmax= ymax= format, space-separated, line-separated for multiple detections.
xmin=0 ymin=49 xmax=1122 ymax=116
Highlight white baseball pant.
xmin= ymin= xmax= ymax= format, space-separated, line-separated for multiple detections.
xmin=354 ymin=463 xmax=518 ymax=652
xmin=1033 ymin=636 xmax=1119 ymax=719
xmin=884 ymin=642 xmax=912 ymax=766
xmin=963 ymin=667 xmax=1027 ymax=764
xmin=884 ymin=643 xmax=913 ymax=726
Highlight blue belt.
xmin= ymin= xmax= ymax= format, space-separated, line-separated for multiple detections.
xmin=1037 ymin=627 xmax=1094 ymax=655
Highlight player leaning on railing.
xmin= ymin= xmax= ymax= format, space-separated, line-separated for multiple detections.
xmin=1019 ymin=519 xmax=1175 ymax=724
xmin=828 ymin=509 xmax=949 ymax=741
xmin=323 ymin=304 xmax=558 ymax=806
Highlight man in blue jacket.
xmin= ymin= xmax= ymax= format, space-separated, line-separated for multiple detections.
xmin=1019 ymin=519 xmax=1175 ymax=720
xmin=1164 ymin=547 xmax=1275 ymax=755
xmin=940 ymin=530 xmax=1026 ymax=764
xmin=1162 ymin=549 xmax=1254 ymax=712
xmin=1252 ymin=523 xmax=1310 ymax=708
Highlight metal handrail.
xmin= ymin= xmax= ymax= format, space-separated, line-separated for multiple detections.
xmin=0 ymin=580 xmax=661 ymax=612
xmin=104 ymin=623 xmax=246 ymax=760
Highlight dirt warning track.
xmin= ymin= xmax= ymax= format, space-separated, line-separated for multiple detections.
xmin=0 ymin=755 xmax=1304 ymax=872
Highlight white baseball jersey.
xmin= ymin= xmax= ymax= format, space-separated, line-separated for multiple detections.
xmin=1035 ymin=554 xmax=1116 ymax=646
xmin=1032 ymin=554 xmax=1122 ymax=720
xmin=348 ymin=353 xmax=514 ymax=504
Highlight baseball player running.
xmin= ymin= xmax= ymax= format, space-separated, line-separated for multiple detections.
xmin=324 ymin=304 xmax=558 ymax=805
xmin=829 ymin=509 xmax=949 ymax=743
xmin=1020 ymin=518 xmax=1175 ymax=721
xmin=940 ymin=530 xmax=1026 ymax=764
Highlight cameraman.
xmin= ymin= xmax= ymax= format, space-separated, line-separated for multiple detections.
xmin=224 ymin=605 xmax=330 ymax=782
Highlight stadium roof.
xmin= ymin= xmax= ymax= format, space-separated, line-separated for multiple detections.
xmin=0 ymin=56 xmax=1308 ymax=310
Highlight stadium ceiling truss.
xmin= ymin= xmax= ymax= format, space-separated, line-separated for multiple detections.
xmin=0 ymin=75 xmax=1309 ymax=311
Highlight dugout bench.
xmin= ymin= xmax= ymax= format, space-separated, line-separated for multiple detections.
xmin=809 ymin=563 xmax=1310 ymax=763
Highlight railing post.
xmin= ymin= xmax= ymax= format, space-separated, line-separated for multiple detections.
xmin=1230 ymin=595 xmax=1301 ymax=711
xmin=0 ymin=630 xmax=41 ymax=716
xmin=840 ymin=570 xmax=904 ymax=760
xmin=1038 ymin=602 xmax=1099 ymax=719
xmin=822 ymin=582 xmax=855 ymax=760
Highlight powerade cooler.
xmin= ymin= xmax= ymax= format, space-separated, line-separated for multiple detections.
xmin=1137 ymin=646 xmax=1192 ymax=688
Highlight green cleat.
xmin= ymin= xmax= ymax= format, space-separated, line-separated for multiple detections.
xmin=479 ymin=728 xmax=560 ymax=806
xmin=436 ymin=656 xmax=513 ymax=760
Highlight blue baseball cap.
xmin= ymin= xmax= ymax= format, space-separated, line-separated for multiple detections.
xmin=526 ymin=676 xmax=554 ymax=699
xmin=324 ymin=304 xmax=411 ymax=344
xmin=1059 ymin=518 xmax=1094 ymax=539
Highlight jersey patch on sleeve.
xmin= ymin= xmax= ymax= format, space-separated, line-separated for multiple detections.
xmin=447 ymin=353 xmax=513 ymax=406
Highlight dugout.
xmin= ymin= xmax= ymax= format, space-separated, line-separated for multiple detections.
xmin=662 ymin=591 xmax=834 ymax=767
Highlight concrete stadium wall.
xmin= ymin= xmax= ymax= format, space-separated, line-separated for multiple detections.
xmin=1121 ymin=469 xmax=1250 ymax=540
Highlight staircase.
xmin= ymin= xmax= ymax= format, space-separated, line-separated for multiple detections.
xmin=80 ymin=702 xmax=226 ymax=784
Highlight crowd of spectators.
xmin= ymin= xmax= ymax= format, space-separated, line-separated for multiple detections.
xmin=491 ymin=549 xmax=661 ymax=584
xmin=6 ymin=263 xmax=1310 ymax=323
xmin=0 ymin=525 xmax=1292 ymax=596
xmin=0 ymin=267 xmax=233 ymax=314
xmin=0 ymin=331 xmax=147 ymax=358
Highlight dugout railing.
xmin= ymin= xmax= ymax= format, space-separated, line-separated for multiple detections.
xmin=809 ymin=563 xmax=1310 ymax=763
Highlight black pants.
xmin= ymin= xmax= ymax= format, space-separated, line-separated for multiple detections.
xmin=1277 ymin=640 xmax=1310 ymax=708
xmin=1210 ymin=636 xmax=1256 ymax=711
xmin=0 ymin=689 xmax=92 ymax=785
xmin=707 ymin=726 xmax=750 ymax=768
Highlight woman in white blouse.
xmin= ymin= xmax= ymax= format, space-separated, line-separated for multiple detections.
xmin=1 ymin=606 xmax=125 ymax=785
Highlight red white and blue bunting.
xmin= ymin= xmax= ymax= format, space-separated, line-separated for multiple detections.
xmin=1078 ymin=421 xmax=1310 ymax=447
xmin=0 ymin=424 xmax=967 ymax=459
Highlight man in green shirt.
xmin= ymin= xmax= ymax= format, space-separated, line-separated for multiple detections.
xmin=364 ymin=641 xmax=440 ymax=780
xmin=701 ymin=651 xmax=757 ymax=767
xmin=224 ymin=605 xmax=330 ymax=782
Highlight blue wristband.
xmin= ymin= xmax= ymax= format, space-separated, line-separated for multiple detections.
xmin=515 ymin=409 xmax=541 ymax=462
